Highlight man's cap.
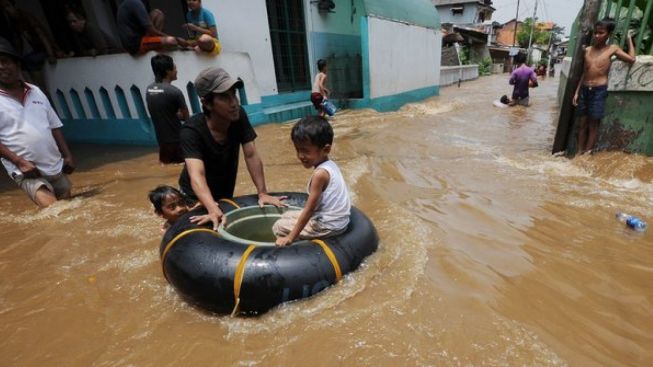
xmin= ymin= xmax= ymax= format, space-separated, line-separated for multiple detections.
xmin=194 ymin=67 xmax=243 ymax=97
xmin=0 ymin=37 xmax=20 ymax=60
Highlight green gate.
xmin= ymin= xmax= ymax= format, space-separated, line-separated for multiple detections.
xmin=266 ymin=0 xmax=311 ymax=92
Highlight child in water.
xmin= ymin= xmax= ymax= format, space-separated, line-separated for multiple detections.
xmin=148 ymin=185 xmax=190 ymax=231
xmin=310 ymin=59 xmax=330 ymax=116
xmin=273 ymin=116 xmax=351 ymax=247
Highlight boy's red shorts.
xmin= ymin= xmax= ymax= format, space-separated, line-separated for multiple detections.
xmin=138 ymin=36 xmax=164 ymax=54
xmin=311 ymin=92 xmax=324 ymax=110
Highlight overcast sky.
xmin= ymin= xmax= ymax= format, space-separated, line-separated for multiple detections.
xmin=491 ymin=0 xmax=584 ymax=36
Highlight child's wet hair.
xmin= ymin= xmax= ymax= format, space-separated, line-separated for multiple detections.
xmin=500 ymin=95 xmax=510 ymax=104
xmin=291 ymin=115 xmax=333 ymax=148
xmin=317 ymin=59 xmax=327 ymax=72
xmin=595 ymin=17 xmax=616 ymax=33
xmin=148 ymin=185 xmax=183 ymax=214
xmin=150 ymin=54 xmax=174 ymax=83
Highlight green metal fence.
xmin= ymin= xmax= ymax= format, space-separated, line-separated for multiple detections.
xmin=568 ymin=0 xmax=653 ymax=55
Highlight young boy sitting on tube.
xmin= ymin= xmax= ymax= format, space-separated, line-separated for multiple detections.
xmin=272 ymin=116 xmax=351 ymax=247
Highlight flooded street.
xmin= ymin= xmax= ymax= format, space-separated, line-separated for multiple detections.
xmin=1 ymin=74 xmax=652 ymax=366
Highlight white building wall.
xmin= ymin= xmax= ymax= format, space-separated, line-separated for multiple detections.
xmin=202 ymin=0 xmax=278 ymax=96
xmin=44 ymin=51 xmax=263 ymax=119
xmin=440 ymin=65 xmax=479 ymax=86
xmin=367 ymin=17 xmax=441 ymax=99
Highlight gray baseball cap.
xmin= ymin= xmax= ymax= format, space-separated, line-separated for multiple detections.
xmin=194 ymin=67 xmax=243 ymax=97
xmin=0 ymin=37 xmax=21 ymax=60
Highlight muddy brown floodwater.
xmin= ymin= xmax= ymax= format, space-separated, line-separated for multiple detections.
xmin=0 ymin=74 xmax=651 ymax=366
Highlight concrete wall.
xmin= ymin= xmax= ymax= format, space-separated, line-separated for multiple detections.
xmin=559 ymin=56 xmax=653 ymax=155
xmin=440 ymin=65 xmax=479 ymax=86
xmin=437 ymin=3 xmax=480 ymax=25
xmin=43 ymin=51 xmax=262 ymax=144
xmin=367 ymin=17 xmax=441 ymax=99
xmin=202 ymin=1 xmax=278 ymax=96
xmin=304 ymin=0 xmax=364 ymax=97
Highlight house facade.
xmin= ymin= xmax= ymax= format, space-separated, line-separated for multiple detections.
xmin=431 ymin=0 xmax=494 ymax=25
xmin=12 ymin=0 xmax=442 ymax=145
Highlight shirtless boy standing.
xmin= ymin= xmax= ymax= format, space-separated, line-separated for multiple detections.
xmin=573 ymin=18 xmax=636 ymax=155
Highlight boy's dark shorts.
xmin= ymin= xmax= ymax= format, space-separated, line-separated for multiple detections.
xmin=576 ymin=85 xmax=608 ymax=119
xmin=310 ymin=92 xmax=324 ymax=110
xmin=159 ymin=142 xmax=183 ymax=164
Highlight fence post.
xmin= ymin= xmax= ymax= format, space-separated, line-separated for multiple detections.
xmin=636 ymin=0 xmax=653 ymax=52
xmin=552 ymin=0 xmax=603 ymax=154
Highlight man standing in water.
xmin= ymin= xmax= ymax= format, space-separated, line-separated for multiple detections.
xmin=573 ymin=18 xmax=636 ymax=155
xmin=0 ymin=38 xmax=75 ymax=207
xmin=508 ymin=52 xmax=538 ymax=107
xmin=179 ymin=67 xmax=285 ymax=230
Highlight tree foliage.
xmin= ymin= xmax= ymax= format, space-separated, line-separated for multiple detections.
xmin=516 ymin=18 xmax=565 ymax=48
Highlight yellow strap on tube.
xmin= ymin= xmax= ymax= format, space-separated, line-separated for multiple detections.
xmin=312 ymin=239 xmax=342 ymax=281
xmin=231 ymin=244 xmax=256 ymax=316
xmin=161 ymin=228 xmax=220 ymax=280
xmin=219 ymin=198 xmax=241 ymax=208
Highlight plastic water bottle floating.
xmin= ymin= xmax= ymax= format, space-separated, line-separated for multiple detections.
xmin=615 ymin=212 xmax=647 ymax=232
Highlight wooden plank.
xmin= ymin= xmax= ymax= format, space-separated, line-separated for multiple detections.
xmin=552 ymin=0 xmax=603 ymax=154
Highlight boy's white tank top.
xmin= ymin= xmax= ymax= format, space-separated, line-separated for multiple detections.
xmin=308 ymin=160 xmax=351 ymax=230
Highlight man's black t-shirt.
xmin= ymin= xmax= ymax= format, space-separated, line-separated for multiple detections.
xmin=178 ymin=107 xmax=257 ymax=200
xmin=146 ymin=82 xmax=187 ymax=144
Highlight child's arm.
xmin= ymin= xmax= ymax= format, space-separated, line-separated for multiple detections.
xmin=572 ymin=71 xmax=584 ymax=106
xmin=319 ymin=74 xmax=330 ymax=98
xmin=276 ymin=170 xmax=330 ymax=247
xmin=529 ymin=70 xmax=539 ymax=88
xmin=613 ymin=36 xmax=636 ymax=64
xmin=183 ymin=23 xmax=217 ymax=38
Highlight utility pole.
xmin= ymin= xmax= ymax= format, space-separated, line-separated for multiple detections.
xmin=512 ymin=0 xmax=521 ymax=46
xmin=527 ymin=0 xmax=539 ymax=62
xmin=552 ymin=0 xmax=602 ymax=154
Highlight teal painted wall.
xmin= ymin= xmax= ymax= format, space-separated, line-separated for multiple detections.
xmin=61 ymin=118 xmax=157 ymax=145
xmin=362 ymin=0 xmax=440 ymax=29
xmin=307 ymin=0 xmax=364 ymax=35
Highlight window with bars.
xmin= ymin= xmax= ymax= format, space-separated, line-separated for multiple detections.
xmin=266 ymin=0 xmax=311 ymax=92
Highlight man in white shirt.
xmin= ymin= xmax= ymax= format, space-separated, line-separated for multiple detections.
xmin=0 ymin=38 xmax=75 ymax=207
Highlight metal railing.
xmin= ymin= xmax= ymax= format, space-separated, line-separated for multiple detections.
xmin=568 ymin=0 xmax=653 ymax=55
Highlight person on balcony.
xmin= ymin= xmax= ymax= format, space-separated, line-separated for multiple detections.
xmin=182 ymin=0 xmax=221 ymax=55
xmin=65 ymin=7 xmax=121 ymax=57
xmin=0 ymin=39 xmax=75 ymax=207
xmin=0 ymin=0 xmax=63 ymax=91
xmin=116 ymin=0 xmax=180 ymax=55
xmin=178 ymin=67 xmax=285 ymax=230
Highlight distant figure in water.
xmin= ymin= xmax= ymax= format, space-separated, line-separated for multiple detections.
xmin=146 ymin=54 xmax=189 ymax=164
xmin=311 ymin=59 xmax=330 ymax=117
xmin=572 ymin=18 xmax=636 ymax=155
xmin=509 ymin=52 xmax=538 ymax=107
xmin=493 ymin=94 xmax=511 ymax=108
xmin=148 ymin=185 xmax=191 ymax=232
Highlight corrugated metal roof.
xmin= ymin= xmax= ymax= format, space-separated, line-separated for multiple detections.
xmin=363 ymin=0 xmax=440 ymax=29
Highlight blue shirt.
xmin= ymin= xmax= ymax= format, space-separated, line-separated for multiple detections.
xmin=186 ymin=8 xmax=217 ymax=39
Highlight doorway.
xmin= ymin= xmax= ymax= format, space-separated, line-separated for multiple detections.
xmin=266 ymin=0 xmax=311 ymax=92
